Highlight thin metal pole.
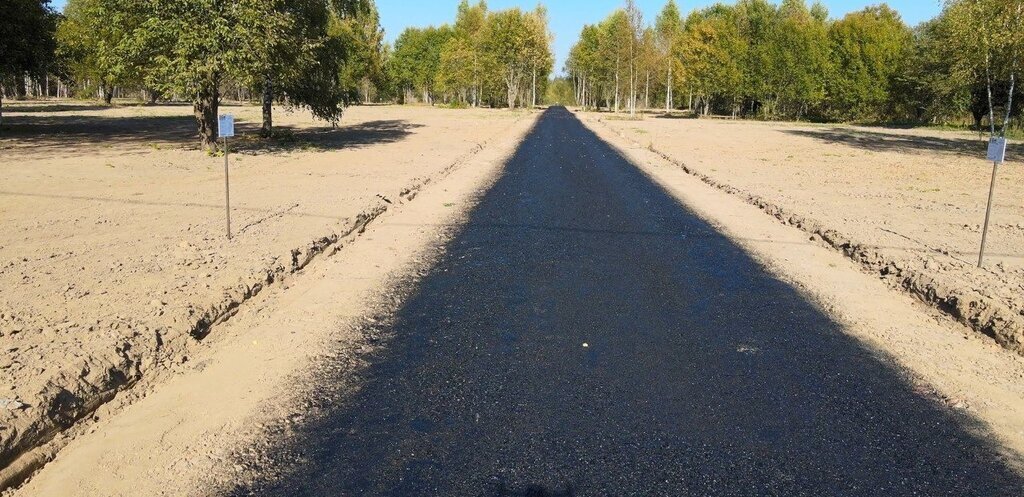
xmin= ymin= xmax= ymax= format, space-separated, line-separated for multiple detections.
xmin=979 ymin=161 xmax=999 ymax=268
xmin=224 ymin=136 xmax=232 ymax=240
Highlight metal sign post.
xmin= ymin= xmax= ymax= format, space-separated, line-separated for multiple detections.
xmin=978 ymin=137 xmax=1006 ymax=268
xmin=977 ymin=68 xmax=1015 ymax=269
xmin=219 ymin=114 xmax=235 ymax=240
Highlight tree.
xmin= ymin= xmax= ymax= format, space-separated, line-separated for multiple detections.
xmin=526 ymin=5 xmax=554 ymax=108
xmin=603 ymin=10 xmax=632 ymax=112
xmin=437 ymin=37 xmax=478 ymax=104
xmin=943 ymin=0 xmax=1024 ymax=131
xmin=124 ymin=0 xmax=289 ymax=150
xmin=680 ymin=8 xmax=745 ymax=116
xmin=655 ymin=0 xmax=683 ymax=111
xmin=624 ymin=0 xmax=644 ymax=115
xmin=545 ymin=76 xmax=576 ymax=106
xmin=482 ymin=8 xmax=549 ymax=109
xmin=57 ymin=0 xmax=147 ymax=104
xmin=1 ymin=0 xmax=59 ymax=126
xmin=566 ymin=24 xmax=604 ymax=110
xmin=242 ymin=0 xmax=374 ymax=137
xmin=330 ymin=1 xmax=386 ymax=105
xmin=391 ymin=26 xmax=453 ymax=104
xmin=771 ymin=0 xmax=831 ymax=118
xmin=827 ymin=6 xmax=912 ymax=120
xmin=454 ymin=0 xmax=489 ymax=106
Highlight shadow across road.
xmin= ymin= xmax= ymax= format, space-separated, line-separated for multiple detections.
xmin=228 ymin=108 xmax=1024 ymax=496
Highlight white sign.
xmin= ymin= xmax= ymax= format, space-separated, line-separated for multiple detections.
xmin=987 ymin=137 xmax=1007 ymax=163
xmin=218 ymin=114 xmax=235 ymax=138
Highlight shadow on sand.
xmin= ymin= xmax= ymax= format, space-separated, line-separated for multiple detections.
xmin=0 ymin=108 xmax=421 ymax=157
xmin=783 ymin=127 xmax=1020 ymax=159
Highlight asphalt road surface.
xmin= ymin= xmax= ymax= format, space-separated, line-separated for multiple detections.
xmin=236 ymin=108 xmax=1024 ymax=496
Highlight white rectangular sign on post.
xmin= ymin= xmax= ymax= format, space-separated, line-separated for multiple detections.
xmin=218 ymin=114 xmax=235 ymax=138
xmin=987 ymin=137 xmax=1007 ymax=163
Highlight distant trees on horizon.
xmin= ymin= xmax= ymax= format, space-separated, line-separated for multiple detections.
xmin=3 ymin=0 xmax=1022 ymax=146
xmin=567 ymin=0 xmax=1024 ymax=128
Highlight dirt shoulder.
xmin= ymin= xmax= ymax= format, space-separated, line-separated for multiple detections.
xmin=5 ymin=104 xmax=535 ymax=497
xmin=583 ymin=116 xmax=1024 ymax=468
xmin=583 ymin=113 xmax=1024 ymax=356
xmin=0 ymin=102 xmax=532 ymax=488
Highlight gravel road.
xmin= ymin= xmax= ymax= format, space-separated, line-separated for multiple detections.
xmin=238 ymin=107 xmax=1024 ymax=496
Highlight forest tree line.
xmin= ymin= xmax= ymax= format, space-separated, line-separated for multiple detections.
xmin=0 ymin=0 xmax=553 ymax=150
xmin=388 ymin=1 xmax=553 ymax=110
xmin=566 ymin=0 xmax=1024 ymax=128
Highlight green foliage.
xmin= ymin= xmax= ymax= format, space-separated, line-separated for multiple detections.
xmin=47 ymin=0 xmax=384 ymax=148
xmin=386 ymin=2 xmax=552 ymax=109
xmin=57 ymin=0 xmax=148 ymax=102
xmin=329 ymin=2 xmax=386 ymax=103
xmin=942 ymin=0 xmax=1024 ymax=131
xmin=545 ymin=76 xmax=577 ymax=106
xmin=827 ymin=5 xmax=912 ymax=120
xmin=1 ymin=0 xmax=59 ymax=93
xmin=484 ymin=8 xmax=543 ymax=108
xmin=569 ymin=0 xmax=1024 ymax=128
xmin=391 ymin=25 xmax=454 ymax=104
xmin=680 ymin=8 xmax=745 ymax=115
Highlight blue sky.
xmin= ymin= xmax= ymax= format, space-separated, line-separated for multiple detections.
xmin=49 ymin=0 xmax=944 ymax=75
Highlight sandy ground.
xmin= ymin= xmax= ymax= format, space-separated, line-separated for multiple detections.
xmin=585 ymin=113 xmax=1024 ymax=355
xmin=7 ymin=109 xmax=536 ymax=496
xmin=8 ymin=109 xmax=1023 ymax=495
xmin=585 ymin=118 xmax=1024 ymax=469
xmin=0 ymin=101 xmax=531 ymax=486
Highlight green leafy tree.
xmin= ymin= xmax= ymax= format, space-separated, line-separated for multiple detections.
xmin=943 ymin=0 xmax=1024 ymax=131
xmin=655 ymin=0 xmax=683 ymax=110
xmin=454 ymin=0 xmax=489 ymax=106
xmin=1 ymin=0 xmax=59 ymax=125
xmin=482 ymin=8 xmax=551 ymax=109
xmin=330 ymin=1 xmax=386 ymax=105
xmin=545 ymin=76 xmax=576 ymax=106
xmin=680 ymin=8 xmax=745 ymax=116
xmin=243 ymin=0 xmax=376 ymax=137
xmin=391 ymin=26 xmax=453 ymax=104
xmin=827 ymin=6 xmax=912 ymax=120
xmin=57 ymin=0 xmax=148 ymax=104
xmin=526 ymin=5 xmax=554 ymax=108
xmin=566 ymin=24 xmax=604 ymax=109
xmin=124 ymin=0 xmax=293 ymax=150
xmin=437 ymin=37 xmax=478 ymax=104
xmin=771 ymin=0 xmax=831 ymax=118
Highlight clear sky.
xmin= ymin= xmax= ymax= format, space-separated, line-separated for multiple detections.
xmin=49 ymin=0 xmax=944 ymax=75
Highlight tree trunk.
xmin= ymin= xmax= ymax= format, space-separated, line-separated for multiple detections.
xmin=103 ymin=85 xmax=114 ymax=105
xmin=0 ymin=92 xmax=4 ymax=129
xmin=194 ymin=81 xmax=220 ymax=152
xmin=148 ymin=89 xmax=159 ymax=105
xmin=645 ymin=71 xmax=650 ymax=110
xmin=614 ymin=68 xmax=620 ymax=113
xmin=262 ymin=74 xmax=274 ymax=137
xmin=532 ymin=67 xmax=537 ymax=108
xmin=666 ymin=66 xmax=672 ymax=112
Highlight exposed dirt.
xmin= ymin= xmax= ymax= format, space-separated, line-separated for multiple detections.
xmin=5 ymin=103 xmax=536 ymax=497
xmin=584 ymin=116 xmax=1024 ymax=468
xmin=0 ymin=101 xmax=531 ymax=488
xmin=584 ymin=113 xmax=1024 ymax=356
xmin=8 ymin=108 xmax=1023 ymax=495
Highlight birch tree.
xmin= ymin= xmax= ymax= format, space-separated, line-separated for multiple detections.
xmin=655 ymin=0 xmax=683 ymax=111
